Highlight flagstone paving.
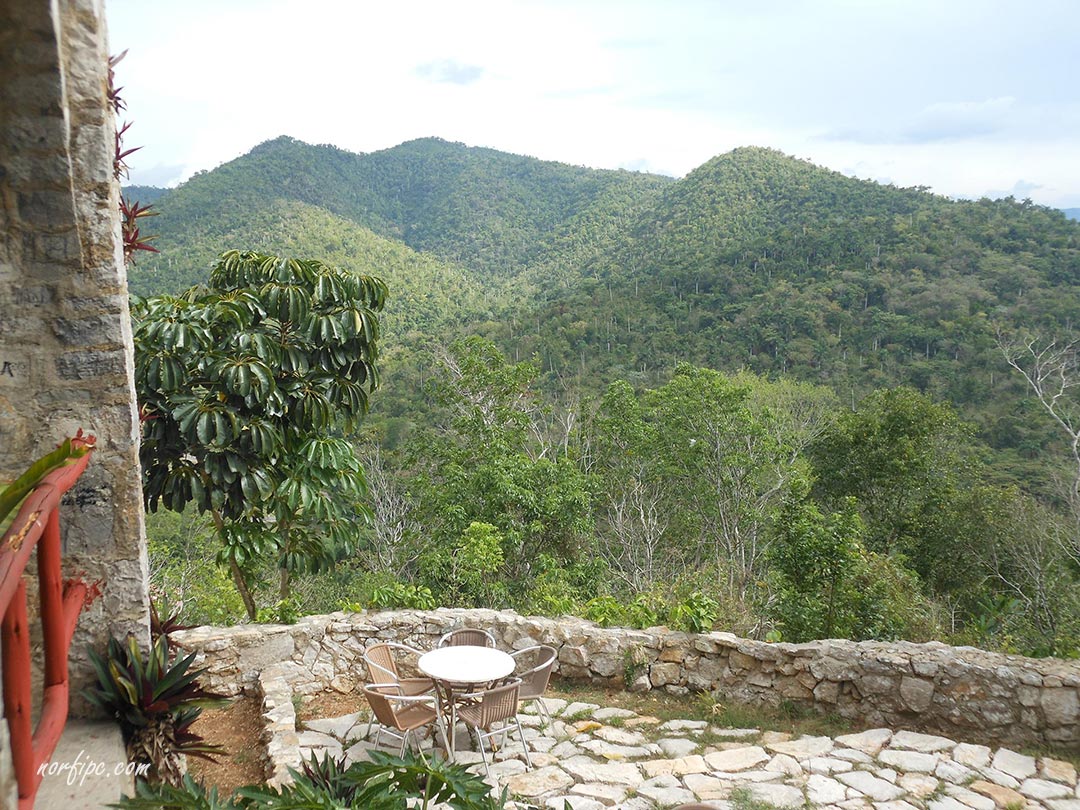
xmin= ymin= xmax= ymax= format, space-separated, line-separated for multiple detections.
xmin=297 ymin=698 xmax=1080 ymax=810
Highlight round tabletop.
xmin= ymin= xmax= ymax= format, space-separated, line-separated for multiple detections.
xmin=418 ymin=646 xmax=515 ymax=684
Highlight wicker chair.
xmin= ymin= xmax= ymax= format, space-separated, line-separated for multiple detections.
xmin=362 ymin=683 xmax=449 ymax=758
xmin=510 ymin=645 xmax=556 ymax=727
xmin=437 ymin=627 xmax=497 ymax=648
xmin=363 ymin=642 xmax=435 ymax=695
xmin=362 ymin=643 xmax=434 ymax=736
xmin=456 ymin=679 xmax=532 ymax=776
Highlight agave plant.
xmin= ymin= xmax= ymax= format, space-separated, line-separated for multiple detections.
xmin=86 ymin=634 xmax=228 ymax=786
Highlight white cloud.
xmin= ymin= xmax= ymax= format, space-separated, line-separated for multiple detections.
xmin=107 ymin=0 xmax=1080 ymax=207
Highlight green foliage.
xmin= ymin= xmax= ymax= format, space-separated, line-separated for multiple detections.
xmin=419 ymin=521 xmax=506 ymax=607
xmin=409 ymin=337 xmax=592 ymax=594
xmin=256 ymin=596 xmax=302 ymax=625
xmin=111 ymin=774 xmax=234 ymax=810
xmin=368 ymin=580 xmax=437 ymax=611
xmin=133 ymin=250 xmax=386 ymax=618
xmin=624 ymin=592 xmax=663 ymax=629
xmin=584 ymin=595 xmax=623 ymax=627
xmin=517 ymin=555 xmax=581 ymax=616
xmin=669 ymin=591 xmax=720 ymax=633
xmin=146 ymin=508 xmax=245 ymax=626
xmin=810 ymin=388 xmax=971 ymax=553
xmin=768 ymin=493 xmax=940 ymax=642
xmin=124 ymin=138 xmax=1080 ymax=656
xmin=85 ymin=635 xmax=228 ymax=786
xmin=113 ymin=750 xmax=504 ymax=809
xmin=235 ymin=749 xmax=504 ymax=809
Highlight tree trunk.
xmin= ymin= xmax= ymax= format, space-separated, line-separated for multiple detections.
xmin=230 ymin=558 xmax=258 ymax=621
xmin=210 ymin=509 xmax=259 ymax=621
xmin=279 ymin=565 xmax=290 ymax=602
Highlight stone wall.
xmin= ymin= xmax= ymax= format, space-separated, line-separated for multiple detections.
xmin=0 ymin=0 xmax=150 ymax=715
xmin=173 ymin=609 xmax=1080 ymax=753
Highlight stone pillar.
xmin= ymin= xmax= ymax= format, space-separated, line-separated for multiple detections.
xmin=0 ymin=0 xmax=150 ymax=720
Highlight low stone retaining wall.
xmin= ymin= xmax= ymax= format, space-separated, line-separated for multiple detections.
xmin=173 ymin=608 xmax=1080 ymax=752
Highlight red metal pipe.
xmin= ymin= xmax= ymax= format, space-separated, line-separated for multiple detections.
xmin=2 ymin=580 xmax=34 ymax=801
xmin=38 ymin=508 xmax=66 ymax=689
xmin=0 ymin=436 xmax=97 ymax=809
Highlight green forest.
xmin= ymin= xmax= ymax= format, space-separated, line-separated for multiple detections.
xmin=128 ymin=136 xmax=1080 ymax=657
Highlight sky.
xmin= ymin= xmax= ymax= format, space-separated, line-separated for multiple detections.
xmin=106 ymin=0 xmax=1080 ymax=209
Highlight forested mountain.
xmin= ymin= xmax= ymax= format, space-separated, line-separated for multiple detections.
xmin=131 ymin=137 xmax=1080 ymax=653
xmin=129 ymin=136 xmax=670 ymax=294
xmin=1064 ymin=208 xmax=1080 ymax=221
xmin=127 ymin=137 xmax=1080 ymax=489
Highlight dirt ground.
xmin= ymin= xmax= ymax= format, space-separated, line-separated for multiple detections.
xmin=187 ymin=695 xmax=267 ymax=795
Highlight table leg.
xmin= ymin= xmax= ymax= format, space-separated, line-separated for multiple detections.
xmin=436 ymin=681 xmax=457 ymax=761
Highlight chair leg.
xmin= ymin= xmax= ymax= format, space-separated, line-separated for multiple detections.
xmin=436 ymin=718 xmax=453 ymax=763
xmin=475 ymin=729 xmax=491 ymax=777
xmin=514 ymin=716 xmax=532 ymax=769
xmin=536 ymin=697 xmax=552 ymax=729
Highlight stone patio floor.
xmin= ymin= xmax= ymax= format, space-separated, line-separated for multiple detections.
xmin=297 ymin=698 xmax=1080 ymax=810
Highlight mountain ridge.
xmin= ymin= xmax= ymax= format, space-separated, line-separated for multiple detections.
xmin=126 ymin=135 xmax=1080 ymax=491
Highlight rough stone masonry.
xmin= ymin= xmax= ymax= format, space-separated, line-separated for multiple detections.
xmin=174 ymin=608 xmax=1080 ymax=753
xmin=0 ymin=0 xmax=151 ymax=716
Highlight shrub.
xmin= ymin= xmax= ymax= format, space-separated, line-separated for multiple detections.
xmin=669 ymin=590 xmax=720 ymax=633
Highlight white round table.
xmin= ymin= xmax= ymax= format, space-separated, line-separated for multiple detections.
xmin=418 ymin=646 xmax=514 ymax=684
xmin=417 ymin=646 xmax=515 ymax=758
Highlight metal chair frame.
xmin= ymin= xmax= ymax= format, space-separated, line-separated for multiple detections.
xmin=510 ymin=644 xmax=557 ymax=728
xmin=456 ymin=678 xmax=532 ymax=776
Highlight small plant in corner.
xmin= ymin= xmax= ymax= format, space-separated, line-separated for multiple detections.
xmin=85 ymin=634 xmax=228 ymax=786
xmin=622 ymin=644 xmax=648 ymax=687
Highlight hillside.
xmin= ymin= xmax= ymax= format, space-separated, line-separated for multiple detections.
xmin=126 ymin=137 xmax=1080 ymax=489
xmin=128 ymin=136 xmax=671 ymax=292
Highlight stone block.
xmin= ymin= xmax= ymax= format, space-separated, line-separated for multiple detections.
xmin=238 ymin=632 xmax=296 ymax=676
xmin=728 ymin=650 xmax=756 ymax=671
xmin=900 ymin=675 xmax=935 ymax=712
xmin=561 ymin=645 xmax=589 ymax=668
xmin=659 ymin=642 xmax=689 ymax=663
xmin=858 ymin=674 xmax=898 ymax=695
xmin=1040 ymin=687 xmax=1079 ymax=727
xmin=650 ymin=662 xmax=680 ymax=686
xmin=814 ymin=680 xmax=840 ymax=703
xmin=55 ymin=348 xmax=127 ymax=380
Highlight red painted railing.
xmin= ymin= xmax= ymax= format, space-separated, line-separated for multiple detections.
xmin=0 ymin=433 xmax=99 ymax=809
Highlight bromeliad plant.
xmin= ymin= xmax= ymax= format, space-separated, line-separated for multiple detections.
xmin=108 ymin=51 xmax=158 ymax=264
xmin=86 ymin=634 xmax=228 ymax=786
